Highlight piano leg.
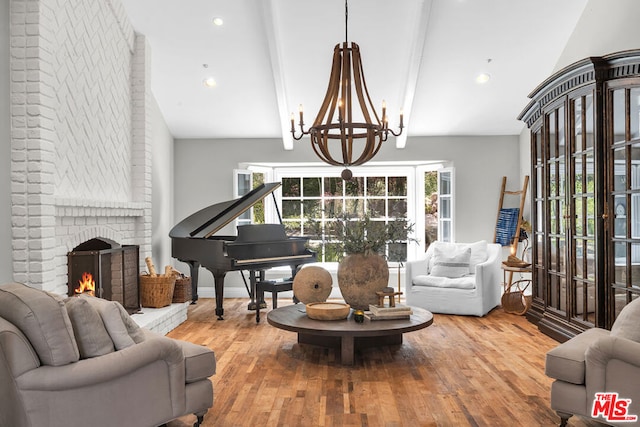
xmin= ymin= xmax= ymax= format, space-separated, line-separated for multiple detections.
xmin=183 ymin=261 xmax=201 ymax=304
xmin=209 ymin=269 xmax=227 ymax=320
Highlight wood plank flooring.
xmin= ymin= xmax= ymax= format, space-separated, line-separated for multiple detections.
xmin=166 ymin=298 xmax=605 ymax=427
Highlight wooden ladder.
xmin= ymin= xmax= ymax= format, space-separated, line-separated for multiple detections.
xmin=494 ymin=175 xmax=529 ymax=256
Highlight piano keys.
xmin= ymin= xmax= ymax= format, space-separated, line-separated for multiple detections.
xmin=169 ymin=182 xmax=316 ymax=319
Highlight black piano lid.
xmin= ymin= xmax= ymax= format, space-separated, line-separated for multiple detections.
xmin=169 ymin=182 xmax=282 ymax=239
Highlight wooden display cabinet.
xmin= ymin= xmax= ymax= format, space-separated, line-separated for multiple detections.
xmin=519 ymin=50 xmax=640 ymax=341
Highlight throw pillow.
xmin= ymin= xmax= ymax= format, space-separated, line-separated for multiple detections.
xmin=64 ymin=297 xmax=115 ymax=358
xmin=79 ymin=295 xmax=137 ymax=350
xmin=429 ymin=247 xmax=471 ymax=278
xmin=611 ymin=297 xmax=640 ymax=342
xmin=0 ymin=282 xmax=79 ymax=366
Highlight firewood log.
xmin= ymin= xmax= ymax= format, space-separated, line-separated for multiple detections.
xmin=145 ymin=257 xmax=157 ymax=277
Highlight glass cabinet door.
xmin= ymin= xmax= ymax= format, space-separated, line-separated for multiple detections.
xmin=570 ymin=92 xmax=597 ymax=327
xmin=545 ymin=105 xmax=568 ymax=315
xmin=608 ymin=83 xmax=640 ymax=325
xmin=531 ymin=125 xmax=545 ymax=312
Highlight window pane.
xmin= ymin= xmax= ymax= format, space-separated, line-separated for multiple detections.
xmin=613 ymin=89 xmax=626 ymax=143
xmin=367 ymin=177 xmax=386 ymax=196
xmin=586 ymin=241 xmax=595 ymax=280
xmin=324 ymin=177 xmax=343 ymax=196
xmin=282 ymin=177 xmax=300 ymax=197
xmin=284 ymin=221 xmax=301 ymax=236
xmin=586 ymin=197 xmax=595 ymax=237
xmin=559 ymin=106 xmax=566 ymax=158
xmin=632 ymin=194 xmax=640 ymax=239
xmin=441 ymin=221 xmax=451 ymax=242
xmin=585 ymin=94 xmax=594 ymax=149
xmin=549 ymin=110 xmax=556 ymax=158
xmin=367 ymin=199 xmax=385 ymax=218
xmin=614 ymin=148 xmax=626 ymax=191
xmin=345 ymin=177 xmax=364 ymax=196
xmin=535 ymin=130 xmax=543 ymax=163
xmin=439 ymin=174 xmax=451 ymax=195
xmin=345 ymin=199 xmax=365 ymax=216
xmin=388 ymin=177 xmax=407 ymax=196
xmin=324 ymin=199 xmax=343 ymax=217
xmin=440 ymin=197 xmax=451 ymax=219
xmin=575 ymin=198 xmax=583 ymax=235
xmin=388 ymin=199 xmax=407 ymax=217
xmin=282 ymin=200 xmax=300 ymax=219
xmin=303 ymin=200 xmax=320 ymax=219
xmin=574 ymin=97 xmax=583 ymax=151
xmin=575 ymin=158 xmax=583 ymax=194
xmin=631 ymin=88 xmax=640 ymax=140
xmin=615 ymin=195 xmax=627 ymax=238
xmin=632 ymin=145 xmax=640 ymax=190
xmin=303 ymin=177 xmax=321 ymax=197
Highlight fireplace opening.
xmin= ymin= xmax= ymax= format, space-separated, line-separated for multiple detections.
xmin=67 ymin=238 xmax=140 ymax=313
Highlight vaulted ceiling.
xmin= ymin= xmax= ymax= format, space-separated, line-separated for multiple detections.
xmin=121 ymin=0 xmax=588 ymax=149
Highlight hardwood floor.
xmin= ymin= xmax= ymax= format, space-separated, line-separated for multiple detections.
xmin=167 ymin=298 xmax=606 ymax=427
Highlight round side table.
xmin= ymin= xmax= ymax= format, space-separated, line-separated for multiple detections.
xmin=501 ymin=264 xmax=532 ymax=315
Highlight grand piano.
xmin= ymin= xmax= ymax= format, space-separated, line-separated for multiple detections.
xmin=169 ymin=182 xmax=316 ymax=319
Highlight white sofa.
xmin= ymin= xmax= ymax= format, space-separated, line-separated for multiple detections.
xmin=404 ymin=241 xmax=502 ymax=316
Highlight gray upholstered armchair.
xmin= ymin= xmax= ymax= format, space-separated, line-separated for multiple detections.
xmin=545 ymin=297 xmax=640 ymax=426
xmin=0 ymin=282 xmax=216 ymax=427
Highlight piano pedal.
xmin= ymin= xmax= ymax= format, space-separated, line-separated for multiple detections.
xmin=247 ymin=301 xmax=268 ymax=311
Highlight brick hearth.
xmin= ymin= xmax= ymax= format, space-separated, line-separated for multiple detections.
xmin=131 ymin=302 xmax=189 ymax=336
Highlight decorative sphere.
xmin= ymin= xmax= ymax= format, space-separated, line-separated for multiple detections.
xmin=341 ymin=168 xmax=353 ymax=180
xmin=293 ymin=266 xmax=333 ymax=304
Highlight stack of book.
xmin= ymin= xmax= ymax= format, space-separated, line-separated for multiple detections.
xmin=364 ymin=304 xmax=413 ymax=321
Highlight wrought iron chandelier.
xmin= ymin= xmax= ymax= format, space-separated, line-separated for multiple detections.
xmin=290 ymin=0 xmax=403 ymax=180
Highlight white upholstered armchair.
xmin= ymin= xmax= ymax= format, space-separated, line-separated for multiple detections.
xmin=404 ymin=241 xmax=502 ymax=316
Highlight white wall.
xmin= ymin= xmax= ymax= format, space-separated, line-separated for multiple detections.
xmin=518 ymin=0 xmax=640 ymax=218
xmin=0 ymin=0 xmax=11 ymax=283
xmin=173 ymin=135 xmax=520 ymax=295
xmin=150 ymin=96 xmax=175 ymax=269
xmin=555 ymin=0 xmax=640 ymax=72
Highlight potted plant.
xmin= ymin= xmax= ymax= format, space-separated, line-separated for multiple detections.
xmin=310 ymin=213 xmax=415 ymax=310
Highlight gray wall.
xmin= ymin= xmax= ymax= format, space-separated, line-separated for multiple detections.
xmin=0 ymin=0 xmax=11 ymax=283
xmin=174 ymin=135 xmax=520 ymax=294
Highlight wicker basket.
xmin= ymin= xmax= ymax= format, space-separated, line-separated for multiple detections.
xmin=172 ymin=276 xmax=192 ymax=303
xmin=501 ymin=291 xmax=532 ymax=315
xmin=139 ymin=274 xmax=176 ymax=308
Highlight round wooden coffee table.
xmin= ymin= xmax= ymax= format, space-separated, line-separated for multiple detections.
xmin=267 ymin=304 xmax=433 ymax=365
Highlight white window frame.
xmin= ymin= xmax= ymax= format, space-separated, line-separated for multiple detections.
xmin=273 ymin=166 xmax=418 ymax=263
xmin=437 ymin=167 xmax=455 ymax=243
xmin=233 ymin=169 xmax=253 ymax=226
xmin=234 ymin=162 xmax=454 ymax=263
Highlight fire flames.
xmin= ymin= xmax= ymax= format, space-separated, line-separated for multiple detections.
xmin=75 ymin=272 xmax=96 ymax=296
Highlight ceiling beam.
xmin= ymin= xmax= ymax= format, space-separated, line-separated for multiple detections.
xmin=258 ymin=0 xmax=294 ymax=150
xmin=396 ymin=0 xmax=433 ymax=149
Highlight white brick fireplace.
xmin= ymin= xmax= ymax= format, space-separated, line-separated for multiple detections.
xmin=10 ymin=0 xmax=152 ymax=295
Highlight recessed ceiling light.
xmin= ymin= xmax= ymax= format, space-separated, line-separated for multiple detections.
xmin=212 ymin=17 xmax=224 ymax=26
xmin=203 ymin=77 xmax=217 ymax=88
xmin=475 ymin=73 xmax=491 ymax=84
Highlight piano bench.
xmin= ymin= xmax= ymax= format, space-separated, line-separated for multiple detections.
xmin=257 ymin=279 xmax=294 ymax=308
xmin=256 ymin=279 xmax=294 ymax=323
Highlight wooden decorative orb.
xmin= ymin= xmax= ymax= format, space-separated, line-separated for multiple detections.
xmin=293 ymin=266 xmax=333 ymax=304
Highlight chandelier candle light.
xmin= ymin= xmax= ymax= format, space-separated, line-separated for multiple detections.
xmin=290 ymin=0 xmax=403 ymax=181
